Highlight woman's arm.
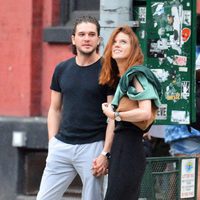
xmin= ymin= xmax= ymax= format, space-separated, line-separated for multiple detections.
xmin=102 ymin=77 xmax=152 ymax=123
xmin=92 ymin=95 xmax=115 ymax=177
xmin=118 ymin=99 xmax=152 ymax=122
xmin=102 ymin=95 xmax=115 ymax=153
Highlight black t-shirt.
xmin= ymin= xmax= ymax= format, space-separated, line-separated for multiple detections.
xmin=50 ymin=57 xmax=113 ymax=144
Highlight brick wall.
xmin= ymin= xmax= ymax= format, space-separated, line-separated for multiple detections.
xmin=0 ymin=0 xmax=73 ymax=117
xmin=197 ymin=0 xmax=200 ymax=14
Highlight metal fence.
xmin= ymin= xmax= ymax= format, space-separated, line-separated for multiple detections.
xmin=139 ymin=156 xmax=198 ymax=200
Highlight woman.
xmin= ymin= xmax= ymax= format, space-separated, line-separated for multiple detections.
xmin=99 ymin=26 xmax=161 ymax=200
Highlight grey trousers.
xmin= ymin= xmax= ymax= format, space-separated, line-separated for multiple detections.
xmin=37 ymin=137 xmax=104 ymax=200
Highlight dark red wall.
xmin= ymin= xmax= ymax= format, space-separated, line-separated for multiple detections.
xmin=197 ymin=0 xmax=200 ymax=14
xmin=0 ymin=0 xmax=73 ymax=117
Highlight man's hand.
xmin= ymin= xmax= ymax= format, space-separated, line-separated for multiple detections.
xmin=92 ymin=154 xmax=109 ymax=177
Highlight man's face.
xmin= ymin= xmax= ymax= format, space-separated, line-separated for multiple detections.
xmin=71 ymin=22 xmax=100 ymax=56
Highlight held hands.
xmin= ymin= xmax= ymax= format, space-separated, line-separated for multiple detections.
xmin=92 ymin=154 xmax=109 ymax=177
xmin=102 ymin=103 xmax=114 ymax=119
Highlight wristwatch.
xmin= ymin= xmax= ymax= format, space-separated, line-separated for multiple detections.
xmin=114 ymin=111 xmax=122 ymax=121
xmin=101 ymin=151 xmax=111 ymax=159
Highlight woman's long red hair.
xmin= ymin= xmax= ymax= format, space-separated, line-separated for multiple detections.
xmin=99 ymin=26 xmax=144 ymax=88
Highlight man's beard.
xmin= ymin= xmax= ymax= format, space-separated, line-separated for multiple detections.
xmin=78 ymin=48 xmax=97 ymax=56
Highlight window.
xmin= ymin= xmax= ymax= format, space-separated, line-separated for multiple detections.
xmin=18 ymin=150 xmax=82 ymax=197
xmin=197 ymin=15 xmax=200 ymax=45
xmin=43 ymin=0 xmax=100 ymax=43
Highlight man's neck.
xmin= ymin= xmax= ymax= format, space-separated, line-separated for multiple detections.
xmin=76 ymin=53 xmax=100 ymax=67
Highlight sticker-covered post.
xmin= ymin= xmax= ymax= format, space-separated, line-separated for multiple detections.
xmin=145 ymin=0 xmax=196 ymax=125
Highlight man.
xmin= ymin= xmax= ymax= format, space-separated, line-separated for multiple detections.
xmin=37 ymin=16 xmax=114 ymax=200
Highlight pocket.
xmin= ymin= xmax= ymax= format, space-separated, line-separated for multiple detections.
xmin=48 ymin=136 xmax=56 ymax=147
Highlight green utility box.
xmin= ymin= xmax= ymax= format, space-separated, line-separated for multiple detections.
xmin=133 ymin=0 xmax=196 ymax=125
xmin=139 ymin=156 xmax=198 ymax=200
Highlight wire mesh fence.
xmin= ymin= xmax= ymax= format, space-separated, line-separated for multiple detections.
xmin=139 ymin=156 xmax=198 ymax=200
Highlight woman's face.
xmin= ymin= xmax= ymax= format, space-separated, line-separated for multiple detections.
xmin=112 ymin=32 xmax=131 ymax=62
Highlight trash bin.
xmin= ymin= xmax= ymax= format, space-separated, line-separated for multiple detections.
xmin=139 ymin=156 xmax=198 ymax=200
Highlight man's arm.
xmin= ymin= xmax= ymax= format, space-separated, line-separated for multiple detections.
xmin=47 ymin=90 xmax=62 ymax=140
xmin=92 ymin=95 xmax=115 ymax=177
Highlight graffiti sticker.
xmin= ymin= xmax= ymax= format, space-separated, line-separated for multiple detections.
xmin=165 ymin=83 xmax=181 ymax=102
xmin=181 ymin=158 xmax=196 ymax=198
xmin=171 ymin=110 xmax=190 ymax=124
xmin=156 ymin=104 xmax=167 ymax=120
xmin=173 ymin=55 xmax=187 ymax=66
xmin=148 ymin=39 xmax=165 ymax=58
xmin=183 ymin=10 xmax=191 ymax=26
xmin=139 ymin=7 xmax=146 ymax=23
xmin=182 ymin=28 xmax=191 ymax=43
xmin=151 ymin=69 xmax=169 ymax=82
xmin=179 ymin=67 xmax=188 ymax=72
xmin=181 ymin=81 xmax=190 ymax=100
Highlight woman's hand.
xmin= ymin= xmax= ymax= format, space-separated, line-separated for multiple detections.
xmin=102 ymin=103 xmax=114 ymax=119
